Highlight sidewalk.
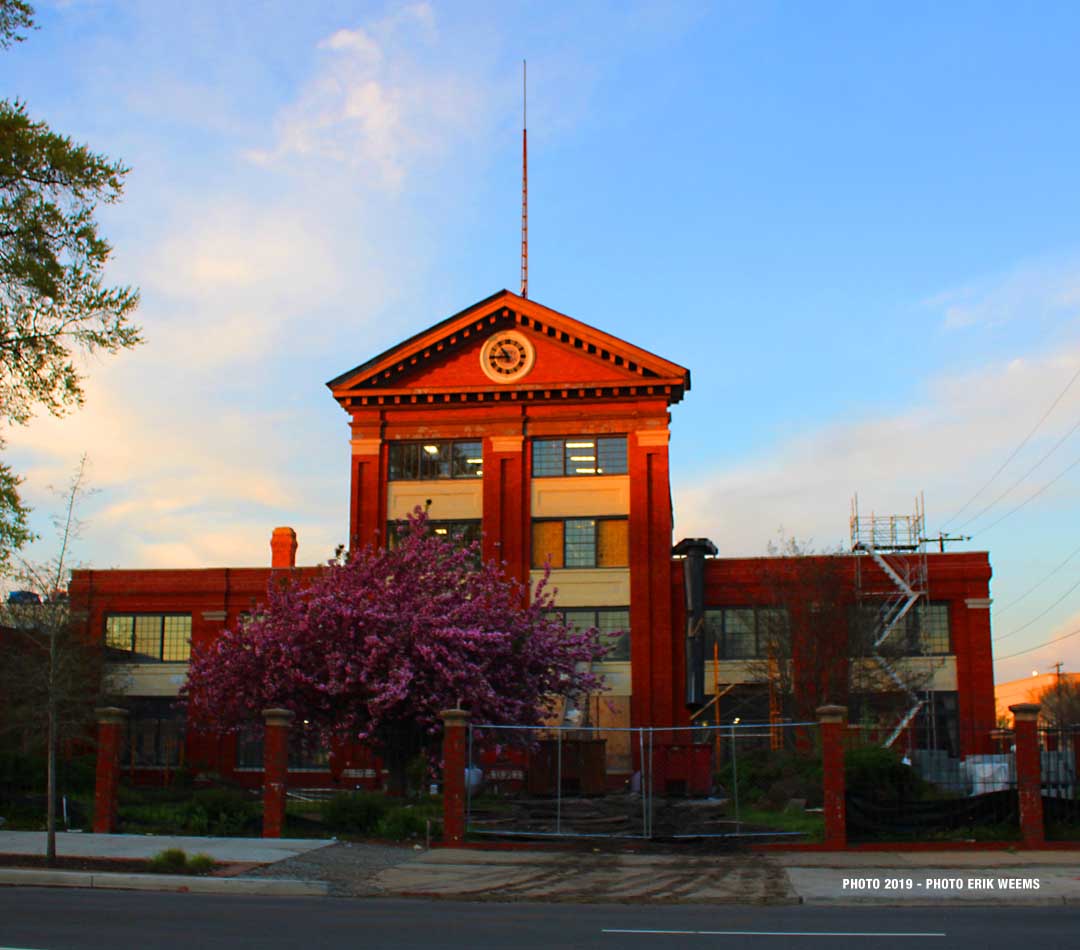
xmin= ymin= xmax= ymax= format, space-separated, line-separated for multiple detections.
xmin=0 ymin=831 xmax=334 ymax=897
xmin=1 ymin=833 xmax=1078 ymax=905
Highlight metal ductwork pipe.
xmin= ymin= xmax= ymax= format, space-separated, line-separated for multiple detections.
xmin=673 ymin=537 xmax=718 ymax=709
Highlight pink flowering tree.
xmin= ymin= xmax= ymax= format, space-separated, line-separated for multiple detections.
xmin=184 ymin=510 xmax=609 ymax=792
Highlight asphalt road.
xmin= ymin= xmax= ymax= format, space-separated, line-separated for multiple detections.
xmin=0 ymin=889 xmax=1078 ymax=950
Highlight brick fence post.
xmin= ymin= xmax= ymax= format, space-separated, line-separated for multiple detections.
xmin=1009 ymin=702 xmax=1044 ymax=847
xmin=817 ymin=704 xmax=848 ymax=849
xmin=92 ymin=707 xmax=128 ymax=834
xmin=441 ymin=708 xmax=470 ymax=846
xmin=262 ymin=708 xmax=294 ymax=838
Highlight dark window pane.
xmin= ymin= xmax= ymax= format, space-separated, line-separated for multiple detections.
xmin=917 ymin=603 xmax=951 ymax=655
xmin=388 ymin=443 xmax=419 ymax=480
xmin=532 ymin=440 xmax=563 ymax=477
xmin=723 ymin=609 xmax=755 ymax=659
xmin=453 ymin=441 xmax=483 ymax=478
xmin=564 ymin=519 xmax=597 ymax=567
xmin=597 ymin=437 xmax=628 ymax=474
xmin=597 ymin=608 xmax=631 ymax=661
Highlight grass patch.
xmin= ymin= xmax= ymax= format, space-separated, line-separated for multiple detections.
xmin=148 ymin=848 xmax=217 ymax=875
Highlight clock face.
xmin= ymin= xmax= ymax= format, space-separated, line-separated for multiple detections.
xmin=480 ymin=330 xmax=535 ymax=383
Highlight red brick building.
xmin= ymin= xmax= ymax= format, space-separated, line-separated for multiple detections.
xmin=68 ymin=290 xmax=996 ymax=785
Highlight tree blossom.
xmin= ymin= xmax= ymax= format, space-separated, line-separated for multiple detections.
xmin=184 ymin=510 xmax=609 ymax=780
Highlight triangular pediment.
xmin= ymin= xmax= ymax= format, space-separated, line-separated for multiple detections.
xmin=327 ymin=290 xmax=690 ymax=408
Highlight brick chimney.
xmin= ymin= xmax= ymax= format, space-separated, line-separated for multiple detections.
xmin=270 ymin=527 xmax=297 ymax=568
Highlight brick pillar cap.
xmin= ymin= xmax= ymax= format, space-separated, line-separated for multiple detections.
xmin=95 ymin=706 xmax=128 ymax=725
xmin=1009 ymin=703 xmax=1041 ymax=722
xmin=262 ymin=707 xmax=296 ymax=725
xmin=816 ymin=704 xmax=848 ymax=724
xmin=441 ymin=708 xmax=470 ymax=726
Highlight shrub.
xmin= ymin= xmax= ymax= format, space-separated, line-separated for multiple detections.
xmin=322 ymin=792 xmax=391 ymax=835
xmin=187 ymin=787 xmax=258 ymax=836
xmin=149 ymin=848 xmax=189 ymax=873
xmin=377 ymin=805 xmax=429 ymax=840
xmin=845 ymin=744 xmax=923 ymax=803
xmin=148 ymin=848 xmax=217 ymax=875
xmin=186 ymin=853 xmax=216 ymax=875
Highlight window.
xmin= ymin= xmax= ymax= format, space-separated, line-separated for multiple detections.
xmin=387 ymin=519 xmax=481 ymax=551
xmin=862 ymin=601 xmax=952 ymax=656
xmin=388 ymin=440 xmax=482 ymax=480
xmin=554 ymin=607 xmax=631 ymax=661
xmin=124 ymin=698 xmax=185 ymax=768
xmin=235 ymin=722 xmax=330 ymax=771
xmin=703 ymin=607 xmax=789 ymax=660
xmin=532 ymin=436 xmax=628 ymax=477
xmin=105 ymin=614 xmax=191 ymax=662
xmin=531 ymin=518 xmax=629 ymax=569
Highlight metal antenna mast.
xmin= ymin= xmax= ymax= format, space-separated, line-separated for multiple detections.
xmin=520 ymin=60 xmax=528 ymax=299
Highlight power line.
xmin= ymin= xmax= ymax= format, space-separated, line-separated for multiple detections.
xmin=970 ymin=451 xmax=1080 ymax=537
xmin=994 ymin=542 xmax=1080 ymax=616
xmin=944 ymin=363 xmax=1080 ymax=528
xmin=957 ymin=414 xmax=1080 ymax=532
xmin=993 ymin=573 xmax=1080 ymax=642
xmin=995 ymin=625 xmax=1080 ymax=662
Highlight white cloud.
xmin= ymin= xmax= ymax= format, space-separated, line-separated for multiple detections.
xmin=246 ymin=3 xmax=485 ymax=190
xmin=925 ymin=254 xmax=1080 ymax=331
xmin=674 ymin=346 xmax=1080 ymax=553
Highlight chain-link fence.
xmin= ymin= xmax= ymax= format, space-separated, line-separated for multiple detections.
xmin=1040 ymin=727 xmax=1079 ymax=842
xmin=464 ymin=720 xmax=823 ymax=842
xmin=845 ymin=723 xmax=1019 ymax=842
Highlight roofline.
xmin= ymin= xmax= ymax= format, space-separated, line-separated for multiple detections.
xmin=326 ymin=289 xmax=690 ymax=395
xmin=325 ymin=289 xmax=511 ymax=390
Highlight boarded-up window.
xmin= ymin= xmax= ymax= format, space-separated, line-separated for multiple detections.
xmin=597 ymin=520 xmax=629 ymax=567
xmin=531 ymin=521 xmax=565 ymax=568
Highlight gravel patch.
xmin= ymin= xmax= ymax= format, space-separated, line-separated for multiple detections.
xmin=245 ymin=841 xmax=423 ymax=897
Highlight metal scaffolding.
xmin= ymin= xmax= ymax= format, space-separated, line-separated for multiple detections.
xmin=850 ymin=494 xmax=929 ymax=748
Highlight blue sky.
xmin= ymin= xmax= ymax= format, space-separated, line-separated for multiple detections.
xmin=4 ymin=1 xmax=1080 ymax=683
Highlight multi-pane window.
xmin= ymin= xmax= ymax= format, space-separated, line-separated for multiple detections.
xmin=105 ymin=614 xmax=191 ymax=662
xmin=387 ymin=519 xmax=481 ymax=551
xmin=532 ymin=436 xmax=628 ymax=477
xmin=704 ymin=607 xmax=789 ymax=660
xmin=861 ymin=601 xmax=952 ymax=656
xmin=531 ymin=518 xmax=629 ymax=569
xmin=557 ymin=607 xmax=631 ymax=661
xmin=388 ymin=440 xmax=482 ymax=480
xmin=124 ymin=698 xmax=185 ymax=768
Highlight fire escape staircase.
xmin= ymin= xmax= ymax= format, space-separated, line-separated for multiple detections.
xmin=854 ymin=541 xmax=926 ymax=748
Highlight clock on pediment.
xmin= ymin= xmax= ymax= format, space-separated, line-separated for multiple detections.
xmin=479 ymin=329 xmax=535 ymax=383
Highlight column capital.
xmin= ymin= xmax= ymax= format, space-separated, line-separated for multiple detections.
xmin=262 ymin=707 xmax=296 ymax=726
xmin=441 ymin=708 xmax=470 ymax=727
xmin=634 ymin=429 xmax=670 ymax=448
xmin=1009 ymin=702 xmax=1041 ymax=723
xmin=816 ymin=704 xmax=848 ymax=724
xmin=95 ymin=707 xmax=128 ymax=725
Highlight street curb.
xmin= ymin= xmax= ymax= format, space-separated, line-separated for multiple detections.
xmin=0 ymin=868 xmax=329 ymax=897
xmin=797 ymin=896 xmax=1080 ymax=907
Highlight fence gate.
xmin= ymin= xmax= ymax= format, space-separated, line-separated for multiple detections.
xmin=464 ymin=721 xmax=823 ymax=843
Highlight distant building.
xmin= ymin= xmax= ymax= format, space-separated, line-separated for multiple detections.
xmin=996 ymin=672 xmax=1080 ymax=724
xmin=68 ymin=290 xmax=997 ymax=786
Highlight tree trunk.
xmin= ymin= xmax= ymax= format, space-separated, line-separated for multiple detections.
xmin=46 ymin=704 xmax=57 ymax=866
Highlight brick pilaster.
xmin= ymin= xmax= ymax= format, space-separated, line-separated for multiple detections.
xmin=818 ymin=704 xmax=848 ymax=849
xmin=441 ymin=708 xmax=470 ymax=846
xmin=262 ymin=708 xmax=294 ymax=838
xmin=92 ymin=707 xmax=128 ymax=834
xmin=1010 ymin=703 xmax=1044 ymax=847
